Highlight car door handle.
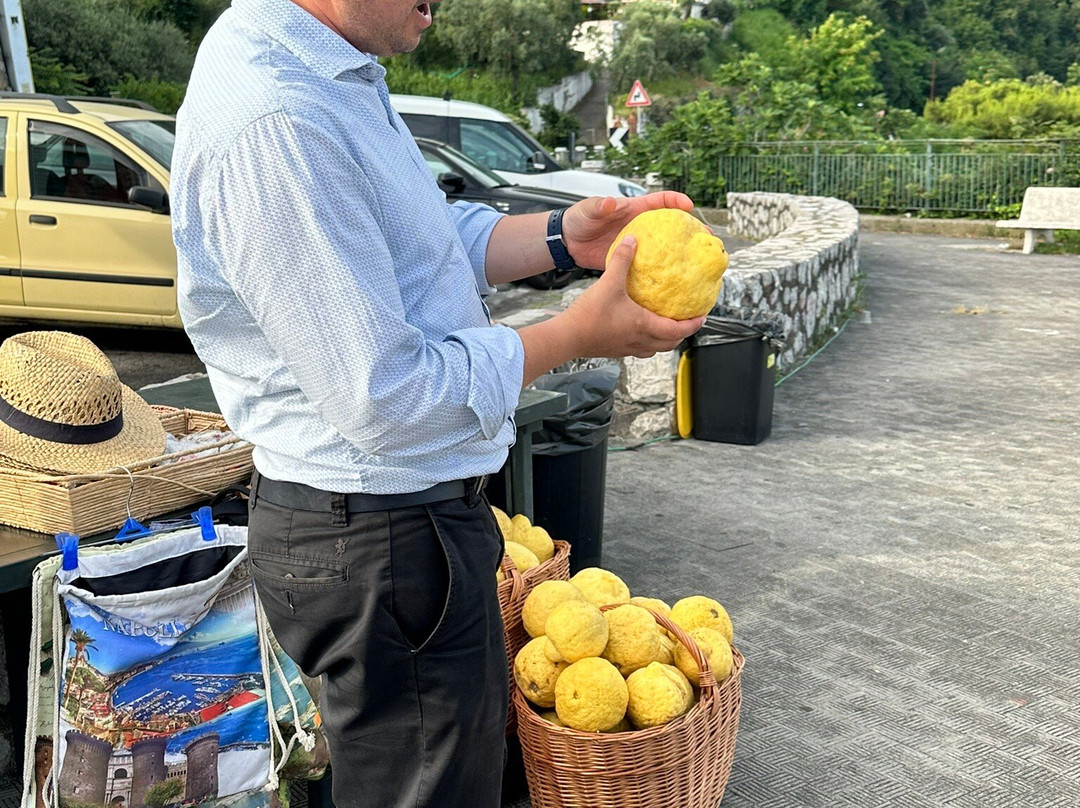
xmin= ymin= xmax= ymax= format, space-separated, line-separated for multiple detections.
xmin=29 ymin=215 xmax=57 ymax=225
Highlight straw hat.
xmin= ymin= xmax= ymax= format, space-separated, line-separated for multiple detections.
xmin=0 ymin=331 xmax=166 ymax=475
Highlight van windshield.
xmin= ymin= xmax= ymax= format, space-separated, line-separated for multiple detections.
xmin=458 ymin=119 xmax=560 ymax=176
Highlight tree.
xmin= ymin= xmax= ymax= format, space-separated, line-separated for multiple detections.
xmin=924 ymin=76 xmax=1080 ymax=139
xmin=24 ymin=0 xmax=194 ymax=95
xmin=65 ymin=628 xmax=97 ymax=710
xmin=607 ymin=3 xmax=711 ymax=93
xmin=145 ymin=778 xmax=183 ymax=808
xmin=435 ymin=0 xmax=581 ymax=82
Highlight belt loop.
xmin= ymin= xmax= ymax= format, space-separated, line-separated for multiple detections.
xmin=331 ymin=492 xmax=348 ymax=527
xmin=249 ymin=469 xmax=260 ymax=509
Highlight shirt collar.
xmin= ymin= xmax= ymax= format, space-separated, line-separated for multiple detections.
xmin=232 ymin=0 xmax=386 ymax=82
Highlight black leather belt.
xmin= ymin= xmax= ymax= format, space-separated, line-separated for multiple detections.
xmin=250 ymin=470 xmax=488 ymax=514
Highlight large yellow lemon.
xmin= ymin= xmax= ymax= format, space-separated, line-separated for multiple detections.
xmin=606 ymin=208 xmax=729 ymax=320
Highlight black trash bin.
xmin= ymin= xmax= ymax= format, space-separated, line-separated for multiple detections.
xmin=685 ymin=314 xmax=785 ymax=445
xmin=487 ymin=360 xmax=619 ymax=575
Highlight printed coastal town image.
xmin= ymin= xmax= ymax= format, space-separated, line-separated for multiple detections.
xmin=55 ymin=575 xmax=271 ymax=808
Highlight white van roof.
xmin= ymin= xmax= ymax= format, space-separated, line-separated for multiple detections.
xmin=388 ymin=94 xmax=512 ymax=122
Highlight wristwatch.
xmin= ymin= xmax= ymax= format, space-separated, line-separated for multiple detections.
xmin=545 ymin=208 xmax=577 ymax=270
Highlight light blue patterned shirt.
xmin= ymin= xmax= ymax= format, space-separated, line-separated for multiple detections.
xmin=171 ymin=0 xmax=524 ymax=494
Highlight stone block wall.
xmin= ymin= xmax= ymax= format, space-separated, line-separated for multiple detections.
xmin=612 ymin=193 xmax=861 ymax=441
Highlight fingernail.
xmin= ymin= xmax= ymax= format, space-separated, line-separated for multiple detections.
xmin=622 ymin=235 xmax=637 ymax=248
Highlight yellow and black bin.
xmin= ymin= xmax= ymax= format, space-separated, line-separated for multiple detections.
xmin=677 ymin=313 xmax=786 ymax=445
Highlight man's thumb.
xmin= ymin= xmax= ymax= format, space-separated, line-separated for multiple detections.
xmin=604 ymin=235 xmax=637 ymax=283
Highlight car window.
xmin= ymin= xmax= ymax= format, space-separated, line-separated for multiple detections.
xmin=459 ymin=119 xmax=555 ymax=175
xmin=28 ymin=120 xmax=156 ymax=205
xmin=108 ymin=119 xmax=175 ymax=171
xmin=422 ymin=152 xmax=455 ymax=179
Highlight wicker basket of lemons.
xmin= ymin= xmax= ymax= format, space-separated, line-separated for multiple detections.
xmin=511 ymin=567 xmax=743 ymax=808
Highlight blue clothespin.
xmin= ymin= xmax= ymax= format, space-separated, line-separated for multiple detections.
xmin=193 ymin=506 xmax=216 ymax=541
xmin=55 ymin=532 xmax=80 ymax=571
xmin=114 ymin=516 xmax=153 ymax=543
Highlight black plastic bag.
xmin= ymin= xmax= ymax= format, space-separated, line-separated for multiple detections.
xmin=689 ymin=312 xmax=786 ymax=354
xmin=529 ymin=359 xmax=620 ymax=455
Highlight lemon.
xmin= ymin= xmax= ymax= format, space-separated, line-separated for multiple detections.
xmin=629 ymin=596 xmax=672 ymax=622
xmin=540 ymin=710 xmax=566 ymax=727
xmin=511 ymin=513 xmax=533 ymax=543
xmin=516 ymin=524 xmax=555 ymax=563
xmin=673 ymin=627 xmax=733 ymax=686
xmin=545 ymin=600 xmax=609 ymax=663
xmin=606 ymin=208 xmax=729 ymax=320
xmin=602 ymin=717 xmax=633 ymax=733
xmin=522 ymin=580 xmax=587 ymax=638
xmin=670 ymin=595 xmax=733 ymax=644
xmin=654 ymin=634 xmax=676 ymax=666
xmin=555 ymin=657 xmax=628 ymax=732
xmin=503 ymin=541 xmax=539 ymax=574
xmin=490 ymin=505 xmax=514 ymax=541
xmin=542 ymin=637 xmax=564 ymax=663
xmin=569 ymin=567 xmax=631 ymax=608
xmin=514 ymin=636 xmax=569 ymax=708
xmin=601 ymin=604 xmax=662 ymax=676
xmin=625 ymin=662 xmax=694 ymax=730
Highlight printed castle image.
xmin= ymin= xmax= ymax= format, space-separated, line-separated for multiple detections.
xmin=59 ymin=730 xmax=220 ymax=808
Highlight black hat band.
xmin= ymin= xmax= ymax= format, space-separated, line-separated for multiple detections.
xmin=0 ymin=392 xmax=124 ymax=445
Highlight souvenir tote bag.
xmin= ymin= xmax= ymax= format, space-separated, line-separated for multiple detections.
xmin=23 ymin=522 xmax=326 ymax=808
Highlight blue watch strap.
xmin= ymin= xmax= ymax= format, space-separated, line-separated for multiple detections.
xmin=545 ymin=208 xmax=577 ymax=270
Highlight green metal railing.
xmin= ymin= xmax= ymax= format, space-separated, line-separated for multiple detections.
xmin=712 ymin=140 xmax=1080 ymax=214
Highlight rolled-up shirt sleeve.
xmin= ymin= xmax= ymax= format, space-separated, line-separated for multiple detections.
xmin=202 ymin=112 xmax=523 ymax=457
xmin=446 ymin=200 xmax=504 ymax=294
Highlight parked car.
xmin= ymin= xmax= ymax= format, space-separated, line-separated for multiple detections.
xmin=0 ymin=93 xmax=179 ymax=327
xmin=0 ymin=94 xmax=593 ymax=330
xmin=391 ymin=93 xmax=647 ymax=199
xmin=415 ymin=137 xmax=588 ymax=289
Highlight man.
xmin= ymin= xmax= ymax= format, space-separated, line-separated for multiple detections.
xmin=170 ymin=0 xmax=704 ymax=805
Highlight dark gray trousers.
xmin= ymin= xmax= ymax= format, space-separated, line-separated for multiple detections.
xmin=247 ymin=480 xmax=507 ymax=808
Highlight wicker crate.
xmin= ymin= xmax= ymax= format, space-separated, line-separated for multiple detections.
xmin=0 ymin=407 xmax=253 ymax=536
xmin=514 ymin=607 xmax=744 ymax=808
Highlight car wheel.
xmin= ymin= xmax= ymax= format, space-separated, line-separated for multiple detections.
xmin=523 ymin=268 xmax=586 ymax=290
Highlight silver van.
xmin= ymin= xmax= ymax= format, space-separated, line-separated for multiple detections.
xmin=390 ymin=94 xmax=646 ymax=198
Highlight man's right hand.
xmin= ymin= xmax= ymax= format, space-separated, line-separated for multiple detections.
xmin=517 ymin=235 xmax=706 ymax=386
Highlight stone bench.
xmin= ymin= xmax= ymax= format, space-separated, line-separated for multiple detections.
xmin=996 ymin=186 xmax=1080 ymax=254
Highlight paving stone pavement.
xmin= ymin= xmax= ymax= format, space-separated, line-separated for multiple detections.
xmin=506 ymin=231 xmax=1080 ymax=807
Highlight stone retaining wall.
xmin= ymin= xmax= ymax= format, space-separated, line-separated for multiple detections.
xmin=612 ymin=193 xmax=861 ymax=441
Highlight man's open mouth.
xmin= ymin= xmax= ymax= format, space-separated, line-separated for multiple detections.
xmin=416 ymin=3 xmax=432 ymax=23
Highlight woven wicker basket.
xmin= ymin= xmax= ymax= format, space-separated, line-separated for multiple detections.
xmin=514 ymin=606 xmax=744 ymax=808
xmin=499 ymin=539 xmax=572 ymax=732
xmin=0 ymin=407 xmax=253 ymax=536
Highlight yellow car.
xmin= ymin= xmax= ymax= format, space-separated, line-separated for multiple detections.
xmin=0 ymin=94 xmax=179 ymax=327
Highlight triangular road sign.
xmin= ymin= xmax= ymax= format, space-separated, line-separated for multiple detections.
xmin=626 ymin=79 xmax=652 ymax=108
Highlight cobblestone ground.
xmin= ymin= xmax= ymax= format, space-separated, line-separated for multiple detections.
xmin=507 ymin=231 xmax=1080 ymax=807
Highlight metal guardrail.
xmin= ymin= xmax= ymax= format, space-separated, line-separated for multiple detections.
xmin=711 ymin=140 xmax=1080 ymax=214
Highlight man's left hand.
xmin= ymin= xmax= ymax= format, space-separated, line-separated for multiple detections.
xmin=561 ymin=192 xmax=694 ymax=270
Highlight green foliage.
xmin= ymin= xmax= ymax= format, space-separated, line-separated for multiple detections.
xmin=144 ymin=778 xmax=183 ymax=808
xmin=536 ymin=104 xmax=580 ymax=151
xmin=112 ymin=77 xmax=187 ymax=114
xmin=924 ymin=77 xmax=1080 ymax=139
xmin=25 ymin=0 xmax=194 ymax=95
xmin=382 ymin=60 xmax=538 ymax=112
xmin=28 ymin=49 xmax=89 ymax=95
xmin=608 ymin=4 xmax=713 ymax=95
xmin=435 ymin=0 xmax=581 ymax=80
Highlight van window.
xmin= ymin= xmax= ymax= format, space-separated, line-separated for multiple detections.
xmin=399 ymin=113 xmax=452 ymax=144
xmin=458 ymin=119 xmax=556 ymax=175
